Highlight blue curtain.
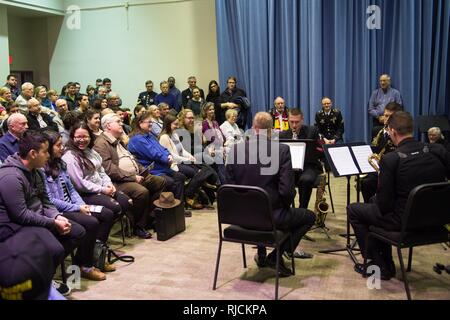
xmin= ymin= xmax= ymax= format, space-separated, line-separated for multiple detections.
xmin=215 ymin=0 xmax=450 ymax=142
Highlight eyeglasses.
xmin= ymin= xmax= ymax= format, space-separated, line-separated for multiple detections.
xmin=74 ymin=136 xmax=90 ymax=141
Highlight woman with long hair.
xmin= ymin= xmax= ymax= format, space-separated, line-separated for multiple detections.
xmin=201 ymin=102 xmax=226 ymax=183
xmin=85 ymin=109 xmax=103 ymax=137
xmin=160 ymin=114 xmax=218 ymax=209
xmin=206 ymin=80 xmax=222 ymax=124
xmin=62 ymin=122 xmax=131 ymax=264
xmin=43 ymin=130 xmax=109 ymax=280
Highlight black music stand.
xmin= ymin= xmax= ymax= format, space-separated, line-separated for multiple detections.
xmin=318 ymin=143 xmax=376 ymax=264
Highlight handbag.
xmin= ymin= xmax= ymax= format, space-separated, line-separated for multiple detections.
xmin=92 ymin=240 xmax=108 ymax=271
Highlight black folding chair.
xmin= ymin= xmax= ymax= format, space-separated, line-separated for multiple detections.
xmin=212 ymin=185 xmax=295 ymax=300
xmin=365 ymin=182 xmax=450 ymax=300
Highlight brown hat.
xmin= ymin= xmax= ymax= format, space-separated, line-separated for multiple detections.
xmin=153 ymin=192 xmax=181 ymax=209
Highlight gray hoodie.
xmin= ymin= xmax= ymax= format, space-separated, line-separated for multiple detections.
xmin=0 ymin=153 xmax=60 ymax=233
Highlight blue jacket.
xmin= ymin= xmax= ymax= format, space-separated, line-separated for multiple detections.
xmin=128 ymin=133 xmax=172 ymax=176
xmin=44 ymin=163 xmax=86 ymax=213
xmin=154 ymin=93 xmax=177 ymax=110
xmin=0 ymin=132 xmax=19 ymax=162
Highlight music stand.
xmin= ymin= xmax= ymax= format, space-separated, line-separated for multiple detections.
xmin=318 ymin=142 xmax=376 ymax=264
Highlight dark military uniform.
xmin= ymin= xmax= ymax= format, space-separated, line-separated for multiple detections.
xmin=314 ymin=108 xmax=344 ymax=142
xmin=348 ymin=139 xmax=450 ymax=275
xmin=137 ymin=91 xmax=158 ymax=107
xmin=360 ymin=126 xmax=398 ymax=203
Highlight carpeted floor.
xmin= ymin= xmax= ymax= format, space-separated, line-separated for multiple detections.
xmin=67 ymin=176 xmax=450 ymax=300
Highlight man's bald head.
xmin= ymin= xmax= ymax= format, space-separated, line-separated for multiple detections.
xmin=7 ymin=113 xmax=28 ymax=137
xmin=379 ymin=74 xmax=391 ymax=90
xmin=274 ymin=97 xmax=286 ymax=113
xmin=253 ymin=112 xmax=273 ymax=131
xmin=55 ymin=99 xmax=68 ymax=114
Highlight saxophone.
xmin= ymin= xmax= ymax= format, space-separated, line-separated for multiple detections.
xmin=314 ymin=173 xmax=329 ymax=227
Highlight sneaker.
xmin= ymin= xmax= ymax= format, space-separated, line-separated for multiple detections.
xmin=52 ymin=280 xmax=71 ymax=296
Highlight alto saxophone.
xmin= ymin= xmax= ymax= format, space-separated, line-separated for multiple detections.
xmin=314 ymin=173 xmax=329 ymax=227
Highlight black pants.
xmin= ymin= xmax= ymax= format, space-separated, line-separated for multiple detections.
xmin=178 ymin=164 xmax=217 ymax=198
xmin=62 ymin=212 xmax=99 ymax=268
xmin=161 ymin=171 xmax=186 ymax=200
xmin=258 ymin=208 xmax=316 ymax=260
xmin=361 ymin=173 xmax=378 ymax=203
xmin=347 ymin=203 xmax=400 ymax=268
xmin=81 ymin=192 xmax=130 ymax=243
xmin=296 ymin=167 xmax=320 ymax=209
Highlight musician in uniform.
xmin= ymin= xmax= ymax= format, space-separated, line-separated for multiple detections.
xmin=314 ymin=97 xmax=344 ymax=144
xmin=137 ymin=80 xmax=158 ymax=108
xmin=348 ymin=111 xmax=450 ymax=280
xmin=360 ymin=102 xmax=402 ymax=203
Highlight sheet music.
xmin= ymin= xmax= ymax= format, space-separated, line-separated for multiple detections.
xmin=282 ymin=143 xmax=306 ymax=170
xmin=351 ymin=145 xmax=377 ymax=174
xmin=328 ymin=147 xmax=360 ymax=176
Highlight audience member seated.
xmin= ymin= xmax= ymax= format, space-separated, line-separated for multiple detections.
xmin=93 ymin=114 xmax=166 ymax=239
xmin=178 ymin=109 xmax=204 ymax=159
xmin=186 ymin=86 xmax=205 ymax=117
xmin=220 ymin=109 xmax=244 ymax=155
xmin=314 ymin=97 xmax=345 ymax=144
xmin=202 ymin=102 xmax=226 ymax=184
xmin=62 ymin=122 xmax=130 ymax=271
xmin=26 ymin=98 xmax=58 ymax=132
xmin=280 ymin=108 xmax=322 ymax=209
xmin=86 ymin=109 xmax=103 ymax=137
xmin=92 ymin=98 xmax=108 ymax=112
xmin=0 ymin=131 xmax=85 ymax=287
xmin=137 ymin=80 xmax=157 ymax=108
xmin=107 ymin=92 xmax=122 ymax=112
xmin=3 ymin=74 xmax=20 ymax=101
xmin=1 ymin=102 xmax=20 ymax=134
xmin=43 ymin=130 xmax=107 ymax=281
xmin=0 ymin=87 xmax=14 ymax=106
xmin=47 ymin=90 xmax=59 ymax=112
xmin=148 ymin=105 xmax=163 ymax=137
xmin=61 ymin=111 xmax=83 ymax=145
xmin=160 ymin=114 xmax=219 ymax=209
xmin=75 ymin=94 xmax=90 ymax=116
xmin=155 ymin=81 xmax=177 ymax=110
xmin=0 ymin=113 xmax=28 ymax=162
xmin=133 ymin=105 xmax=147 ymax=120
xmin=34 ymin=86 xmax=52 ymax=109
xmin=60 ymin=82 xmax=77 ymax=111
xmin=428 ymin=127 xmax=450 ymax=153
xmin=128 ymin=112 xmax=189 ymax=214
xmin=269 ymin=96 xmax=290 ymax=133
xmin=15 ymin=82 xmax=35 ymax=114
xmin=158 ymin=102 xmax=170 ymax=121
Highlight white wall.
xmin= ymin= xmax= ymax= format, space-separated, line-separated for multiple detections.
xmin=7 ymin=15 xmax=52 ymax=85
xmin=0 ymin=5 xmax=9 ymax=82
xmin=0 ymin=0 xmax=64 ymax=14
xmin=49 ymin=0 xmax=219 ymax=109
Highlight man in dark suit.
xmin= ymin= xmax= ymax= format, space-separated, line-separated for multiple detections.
xmin=26 ymin=98 xmax=58 ymax=132
xmin=226 ymin=112 xmax=315 ymax=276
xmin=348 ymin=112 xmax=450 ymax=280
xmin=279 ymin=108 xmax=322 ymax=210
